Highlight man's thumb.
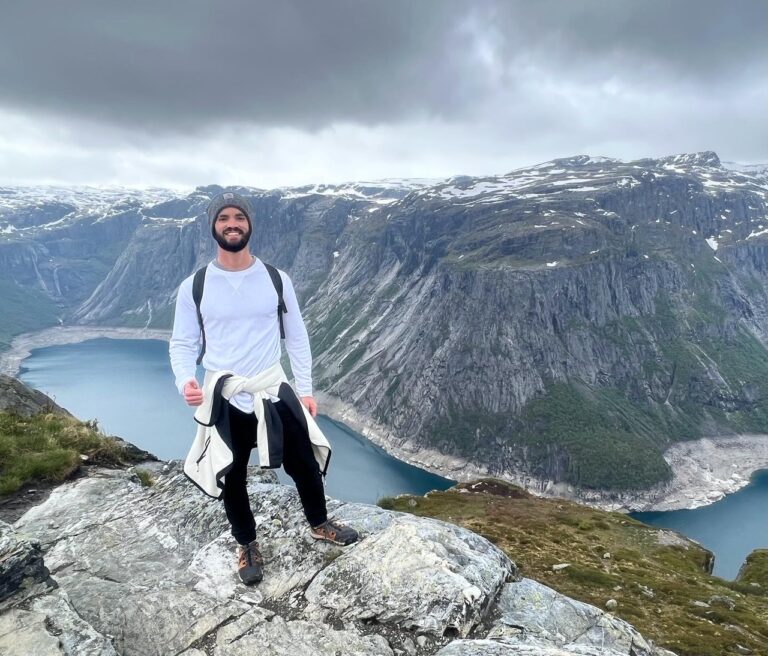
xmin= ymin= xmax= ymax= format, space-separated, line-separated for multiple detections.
xmin=187 ymin=379 xmax=200 ymax=389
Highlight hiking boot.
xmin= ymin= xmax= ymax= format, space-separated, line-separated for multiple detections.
xmin=237 ymin=540 xmax=264 ymax=585
xmin=310 ymin=518 xmax=359 ymax=546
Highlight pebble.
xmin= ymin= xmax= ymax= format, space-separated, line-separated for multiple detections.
xmin=605 ymin=599 xmax=618 ymax=611
xmin=552 ymin=563 xmax=570 ymax=572
xmin=709 ymin=595 xmax=736 ymax=610
xmin=637 ymin=584 xmax=655 ymax=598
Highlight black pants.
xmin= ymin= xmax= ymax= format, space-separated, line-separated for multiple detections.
xmin=223 ymin=401 xmax=327 ymax=545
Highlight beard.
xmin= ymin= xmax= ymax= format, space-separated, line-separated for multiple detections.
xmin=213 ymin=226 xmax=252 ymax=252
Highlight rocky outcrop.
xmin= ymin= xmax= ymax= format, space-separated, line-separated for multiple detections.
xmin=3 ymin=464 xmax=672 ymax=655
xmin=0 ymin=373 xmax=70 ymax=416
xmin=0 ymin=520 xmax=54 ymax=605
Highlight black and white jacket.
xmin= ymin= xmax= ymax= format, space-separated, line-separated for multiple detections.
xmin=183 ymin=363 xmax=332 ymax=498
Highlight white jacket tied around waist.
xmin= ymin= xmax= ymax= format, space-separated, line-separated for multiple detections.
xmin=183 ymin=362 xmax=332 ymax=498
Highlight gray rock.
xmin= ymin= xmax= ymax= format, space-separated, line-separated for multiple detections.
xmin=51 ymin=570 xmax=250 ymax=656
xmin=0 ymin=520 xmax=53 ymax=606
xmin=489 ymin=579 xmax=662 ymax=655
xmin=0 ymin=590 xmax=116 ymax=656
xmin=212 ymin=613 xmax=394 ymax=656
xmin=31 ymin=591 xmax=118 ymax=655
xmin=708 ymin=594 xmax=736 ymax=610
xmin=304 ymin=514 xmax=515 ymax=637
xmin=435 ymin=638 xmax=629 ymax=655
xmin=0 ymin=608 xmax=62 ymax=656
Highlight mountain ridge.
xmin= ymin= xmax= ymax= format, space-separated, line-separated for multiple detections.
xmin=2 ymin=151 xmax=768 ymax=494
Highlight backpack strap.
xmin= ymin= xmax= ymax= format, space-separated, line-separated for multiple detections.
xmin=192 ymin=265 xmax=208 ymax=365
xmin=191 ymin=262 xmax=287 ymax=366
xmin=264 ymin=263 xmax=288 ymax=339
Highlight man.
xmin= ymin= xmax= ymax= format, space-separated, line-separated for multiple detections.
xmin=169 ymin=191 xmax=358 ymax=586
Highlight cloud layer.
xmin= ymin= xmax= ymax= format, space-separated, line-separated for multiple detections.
xmin=1 ymin=1 xmax=765 ymax=187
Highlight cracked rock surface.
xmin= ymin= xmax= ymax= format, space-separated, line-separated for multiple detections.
xmin=4 ymin=463 xmax=674 ymax=655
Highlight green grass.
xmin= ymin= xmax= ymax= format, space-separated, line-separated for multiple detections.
xmin=379 ymin=480 xmax=768 ymax=656
xmin=134 ymin=468 xmax=155 ymax=487
xmin=0 ymin=411 xmax=141 ymax=495
xmin=736 ymin=550 xmax=768 ymax=587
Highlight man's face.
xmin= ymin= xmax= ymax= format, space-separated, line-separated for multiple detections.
xmin=213 ymin=206 xmax=251 ymax=252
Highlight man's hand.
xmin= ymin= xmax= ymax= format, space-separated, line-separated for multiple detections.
xmin=300 ymin=396 xmax=317 ymax=418
xmin=183 ymin=379 xmax=204 ymax=406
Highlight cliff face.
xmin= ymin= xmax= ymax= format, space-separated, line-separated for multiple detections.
xmin=307 ymin=153 xmax=768 ymax=490
xmin=2 ymin=155 xmax=768 ymax=492
xmin=1 ymin=463 xmax=673 ymax=656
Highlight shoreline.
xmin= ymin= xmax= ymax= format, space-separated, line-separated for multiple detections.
xmin=315 ymin=391 xmax=768 ymax=513
xmin=4 ymin=326 xmax=768 ymax=513
xmin=0 ymin=326 xmax=172 ymax=376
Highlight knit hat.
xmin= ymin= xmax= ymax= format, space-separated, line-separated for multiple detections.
xmin=207 ymin=192 xmax=252 ymax=235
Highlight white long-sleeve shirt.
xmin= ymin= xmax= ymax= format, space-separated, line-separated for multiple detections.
xmin=169 ymin=257 xmax=313 ymax=412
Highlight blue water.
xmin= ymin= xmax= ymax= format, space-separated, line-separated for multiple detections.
xmin=632 ymin=470 xmax=768 ymax=580
xmin=18 ymin=338 xmax=453 ymax=506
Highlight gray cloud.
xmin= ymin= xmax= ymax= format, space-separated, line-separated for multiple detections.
xmin=487 ymin=1 xmax=768 ymax=86
xmin=0 ymin=1 xmax=477 ymax=131
xmin=1 ymin=0 xmax=765 ymax=134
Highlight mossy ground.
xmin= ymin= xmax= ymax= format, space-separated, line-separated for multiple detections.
xmin=379 ymin=479 xmax=768 ymax=656
xmin=0 ymin=411 xmax=141 ymax=496
xmin=738 ymin=550 xmax=768 ymax=588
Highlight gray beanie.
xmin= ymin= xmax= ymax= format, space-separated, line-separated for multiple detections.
xmin=207 ymin=192 xmax=252 ymax=234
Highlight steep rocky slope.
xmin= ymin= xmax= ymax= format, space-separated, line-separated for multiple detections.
xmin=2 ymin=154 xmax=768 ymax=493
xmin=309 ymin=154 xmax=768 ymax=491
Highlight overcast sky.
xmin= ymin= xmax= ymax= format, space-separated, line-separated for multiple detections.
xmin=1 ymin=0 xmax=766 ymax=189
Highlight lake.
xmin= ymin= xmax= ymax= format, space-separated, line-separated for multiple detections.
xmin=632 ymin=469 xmax=768 ymax=580
xmin=18 ymin=337 xmax=453 ymax=506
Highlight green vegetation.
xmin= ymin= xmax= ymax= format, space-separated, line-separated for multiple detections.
xmin=134 ymin=468 xmax=155 ymax=487
xmin=516 ymin=383 xmax=672 ymax=489
xmin=0 ymin=275 xmax=60 ymax=350
xmin=379 ymin=480 xmax=768 ymax=656
xmin=736 ymin=550 xmax=768 ymax=588
xmin=0 ymin=411 xmax=139 ymax=495
xmin=431 ymin=383 xmax=673 ymax=490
